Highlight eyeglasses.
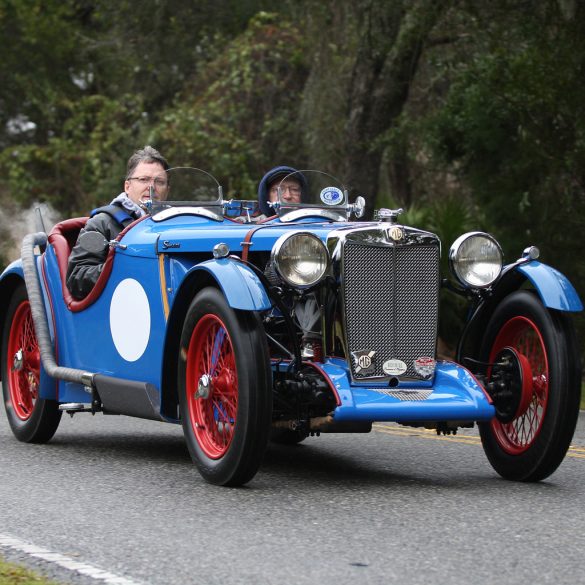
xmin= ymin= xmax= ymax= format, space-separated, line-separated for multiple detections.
xmin=270 ymin=185 xmax=301 ymax=196
xmin=127 ymin=176 xmax=169 ymax=188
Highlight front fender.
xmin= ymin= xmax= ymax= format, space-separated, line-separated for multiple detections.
xmin=516 ymin=261 xmax=583 ymax=312
xmin=189 ymin=259 xmax=271 ymax=311
xmin=457 ymin=260 xmax=582 ymax=362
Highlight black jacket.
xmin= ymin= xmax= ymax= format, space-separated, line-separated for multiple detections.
xmin=66 ymin=204 xmax=134 ymax=299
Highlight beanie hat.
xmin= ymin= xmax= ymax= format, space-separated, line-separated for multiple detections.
xmin=257 ymin=165 xmax=307 ymax=216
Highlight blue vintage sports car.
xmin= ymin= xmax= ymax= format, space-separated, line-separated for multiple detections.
xmin=0 ymin=168 xmax=582 ymax=485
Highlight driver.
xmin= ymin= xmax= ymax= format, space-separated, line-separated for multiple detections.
xmin=66 ymin=145 xmax=170 ymax=299
xmin=257 ymin=165 xmax=306 ymax=218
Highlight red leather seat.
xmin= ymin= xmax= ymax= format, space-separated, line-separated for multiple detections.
xmin=47 ymin=215 xmax=148 ymax=312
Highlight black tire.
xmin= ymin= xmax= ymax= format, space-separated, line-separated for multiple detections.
xmin=178 ymin=287 xmax=272 ymax=486
xmin=270 ymin=428 xmax=307 ymax=445
xmin=1 ymin=283 xmax=62 ymax=443
xmin=478 ymin=290 xmax=581 ymax=481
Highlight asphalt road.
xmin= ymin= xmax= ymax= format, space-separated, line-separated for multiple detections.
xmin=1 ymin=409 xmax=585 ymax=585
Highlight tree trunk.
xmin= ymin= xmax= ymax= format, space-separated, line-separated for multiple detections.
xmin=345 ymin=0 xmax=451 ymax=208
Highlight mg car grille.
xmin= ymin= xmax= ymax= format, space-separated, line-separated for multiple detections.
xmin=342 ymin=237 xmax=440 ymax=381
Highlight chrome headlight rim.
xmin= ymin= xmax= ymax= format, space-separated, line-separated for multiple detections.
xmin=271 ymin=231 xmax=330 ymax=289
xmin=449 ymin=231 xmax=503 ymax=289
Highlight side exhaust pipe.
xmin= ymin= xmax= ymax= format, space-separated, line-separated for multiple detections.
xmin=21 ymin=232 xmax=95 ymax=388
xmin=20 ymin=233 xmax=162 ymax=420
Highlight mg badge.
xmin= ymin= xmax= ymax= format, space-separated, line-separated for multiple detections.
xmin=388 ymin=226 xmax=404 ymax=241
xmin=414 ymin=356 xmax=436 ymax=379
xmin=382 ymin=359 xmax=407 ymax=376
xmin=351 ymin=350 xmax=376 ymax=374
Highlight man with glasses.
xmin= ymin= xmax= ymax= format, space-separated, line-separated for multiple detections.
xmin=66 ymin=145 xmax=169 ymax=299
xmin=257 ymin=165 xmax=306 ymax=218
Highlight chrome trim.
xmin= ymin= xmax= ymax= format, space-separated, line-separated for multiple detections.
xmin=369 ymin=388 xmax=432 ymax=401
xmin=448 ymin=231 xmax=503 ymax=289
xmin=521 ymin=246 xmax=540 ymax=261
xmin=350 ymin=196 xmax=366 ymax=219
xmin=271 ymin=231 xmax=330 ymax=289
xmin=151 ymin=206 xmax=224 ymax=222
xmin=279 ymin=208 xmax=347 ymax=223
xmin=327 ymin=224 xmax=441 ymax=384
xmin=327 ymin=224 xmax=441 ymax=259
xmin=213 ymin=243 xmax=230 ymax=259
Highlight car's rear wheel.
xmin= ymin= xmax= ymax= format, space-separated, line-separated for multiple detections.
xmin=478 ymin=290 xmax=580 ymax=481
xmin=1 ymin=283 xmax=61 ymax=443
xmin=178 ymin=287 xmax=272 ymax=486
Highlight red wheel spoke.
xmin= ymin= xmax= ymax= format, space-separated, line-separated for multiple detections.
xmin=7 ymin=301 xmax=39 ymax=422
xmin=185 ymin=313 xmax=239 ymax=459
xmin=490 ymin=316 xmax=549 ymax=455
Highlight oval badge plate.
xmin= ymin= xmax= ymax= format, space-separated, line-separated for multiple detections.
xmin=382 ymin=359 xmax=407 ymax=376
xmin=320 ymin=186 xmax=344 ymax=206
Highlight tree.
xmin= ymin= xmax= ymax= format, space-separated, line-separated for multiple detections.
xmin=426 ymin=0 xmax=585 ymax=292
xmin=299 ymin=0 xmax=451 ymax=209
xmin=154 ymin=12 xmax=308 ymax=197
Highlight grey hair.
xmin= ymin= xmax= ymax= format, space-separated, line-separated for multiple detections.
xmin=126 ymin=145 xmax=169 ymax=179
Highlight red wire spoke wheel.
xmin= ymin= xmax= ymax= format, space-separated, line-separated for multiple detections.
xmin=186 ymin=314 xmax=238 ymax=459
xmin=478 ymin=290 xmax=580 ymax=482
xmin=488 ymin=316 xmax=548 ymax=455
xmin=2 ymin=284 xmax=61 ymax=443
xmin=179 ymin=287 xmax=272 ymax=486
xmin=6 ymin=299 xmax=40 ymax=421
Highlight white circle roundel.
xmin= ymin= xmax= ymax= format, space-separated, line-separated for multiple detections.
xmin=109 ymin=279 xmax=151 ymax=362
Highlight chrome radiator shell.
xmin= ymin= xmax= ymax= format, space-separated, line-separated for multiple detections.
xmin=327 ymin=225 xmax=441 ymax=383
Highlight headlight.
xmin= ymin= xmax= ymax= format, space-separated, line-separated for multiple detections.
xmin=449 ymin=232 xmax=503 ymax=288
xmin=271 ymin=232 xmax=329 ymax=288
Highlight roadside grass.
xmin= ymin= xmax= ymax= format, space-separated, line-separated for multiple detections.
xmin=0 ymin=558 xmax=59 ymax=585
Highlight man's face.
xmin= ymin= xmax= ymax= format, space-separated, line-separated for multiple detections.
xmin=124 ymin=161 xmax=169 ymax=207
xmin=269 ymin=178 xmax=301 ymax=204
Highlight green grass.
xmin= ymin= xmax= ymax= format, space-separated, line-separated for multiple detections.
xmin=0 ymin=558 xmax=59 ymax=585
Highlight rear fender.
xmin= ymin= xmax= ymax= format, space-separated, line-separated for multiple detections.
xmin=0 ymin=262 xmax=26 ymax=380
xmin=0 ymin=259 xmax=57 ymax=398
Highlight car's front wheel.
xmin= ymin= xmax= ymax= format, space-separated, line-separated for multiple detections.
xmin=478 ymin=290 xmax=580 ymax=481
xmin=1 ymin=283 xmax=62 ymax=443
xmin=178 ymin=287 xmax=272 ymax=486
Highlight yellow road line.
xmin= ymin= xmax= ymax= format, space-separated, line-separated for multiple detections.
xmin=373 ymin=423 xmax=585 ymax=459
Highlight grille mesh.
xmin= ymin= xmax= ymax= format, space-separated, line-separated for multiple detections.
xmin=342 ymin=241 xmax=439 ymax=380
xmin=369 ymin=388 xmax=433 ymax=401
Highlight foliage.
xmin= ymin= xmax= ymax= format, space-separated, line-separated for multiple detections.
xmin=154 ymin=12 xmax=308 ymax=198
xmin=0 ymin=94 xmax=147 ymax=215
xmin=0 ymin=0 xmax=83 ymax=148
xmin=425 ymin=0 xmax=585 ymax=289
xmin=0 ymin=0 xmax=281 ymax=215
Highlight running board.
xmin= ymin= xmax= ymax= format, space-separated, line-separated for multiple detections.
xmin=59 ymin=402 xmax=95 ymax=414
xmin=93 ymin=374 xmax=163 ymax=421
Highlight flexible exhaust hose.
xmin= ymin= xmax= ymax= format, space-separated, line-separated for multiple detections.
xmin=21 ymin=232 xmax=95 ymax=387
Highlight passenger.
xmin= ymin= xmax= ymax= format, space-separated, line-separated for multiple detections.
xmin=66 ymin=145 xmax=170 ymax=299
xmin=257 ymin=165 xmax=306 ymax=218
